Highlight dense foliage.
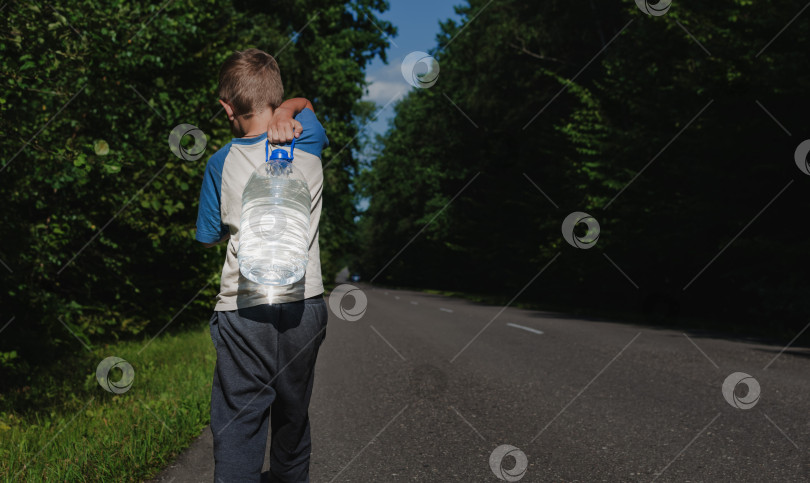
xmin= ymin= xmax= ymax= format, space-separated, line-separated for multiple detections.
xmin=358 ymin=0 xmax=810 ymax=337
xmin=0 ymin=0 xmax=394 ymax=383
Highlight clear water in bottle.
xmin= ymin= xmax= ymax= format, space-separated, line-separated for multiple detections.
xmin=238 ymin=158 xmax=310 ymax=285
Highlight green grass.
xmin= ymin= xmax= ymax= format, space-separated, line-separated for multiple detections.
xmin=0 ymin=326 xmax=216 ymax=482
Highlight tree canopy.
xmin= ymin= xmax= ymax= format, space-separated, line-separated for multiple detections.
xmin=357 ymin=0 xmax=809 ymax=337
xmin=0 ymin=0 xmax=395 ymax=383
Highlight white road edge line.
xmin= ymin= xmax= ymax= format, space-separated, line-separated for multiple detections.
xmin=506 ymin=323 xmax=544 ymax=335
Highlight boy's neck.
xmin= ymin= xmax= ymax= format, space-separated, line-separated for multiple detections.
xmin=235 ymin=108 xmax=274 ymax=139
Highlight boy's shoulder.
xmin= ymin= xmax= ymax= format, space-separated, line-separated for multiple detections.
xmin=204 ymin=142 xmax=233 ymax=173
xmin=293 ymin=108 xmax=329 ymax=158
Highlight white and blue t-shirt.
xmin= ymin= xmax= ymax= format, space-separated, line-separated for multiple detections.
xmin=195 ymin=108 xmax=329 ymax=310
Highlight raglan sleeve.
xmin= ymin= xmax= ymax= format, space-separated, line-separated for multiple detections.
xmin=195 ymin=152 xmax=229 ymax=244
xmin=293 ymin=108 xmax=329 ymax=158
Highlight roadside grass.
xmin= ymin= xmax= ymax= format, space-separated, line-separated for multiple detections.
xmin=0 ymin=325 xmax=215 ymax=482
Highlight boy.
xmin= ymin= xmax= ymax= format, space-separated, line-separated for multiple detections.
xmin=195 ymin=48 xmax=330 ymax=483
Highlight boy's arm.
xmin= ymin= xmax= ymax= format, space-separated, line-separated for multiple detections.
xmin=202 ymin=233 xmax=230 ymax=248
xmin=267 ymin=98 xmax=315 ymax=143
xmin=196 ymin=151 xmax=229 ymax=248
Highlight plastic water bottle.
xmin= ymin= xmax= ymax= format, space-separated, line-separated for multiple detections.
xmin=238 ymin=138 xmax=310 ymax=285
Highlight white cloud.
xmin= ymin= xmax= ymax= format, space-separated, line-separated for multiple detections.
xmin=362 ymin=59 xmax=411 ymax=105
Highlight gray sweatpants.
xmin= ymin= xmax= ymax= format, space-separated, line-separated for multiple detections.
xmin=208 ymin=295 xmax=328 ymax=483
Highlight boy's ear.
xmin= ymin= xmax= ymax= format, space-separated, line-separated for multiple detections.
xmin=218 ymin=99 xmax=235 ymax=121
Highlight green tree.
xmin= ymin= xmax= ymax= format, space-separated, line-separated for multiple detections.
xmin=358 ymin=0 xmax=810 ymax=337
xmin=0 ymin=0 xmax=395 ymax=386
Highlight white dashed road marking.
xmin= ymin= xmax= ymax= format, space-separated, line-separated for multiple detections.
xmin=506 ymin=323 xmax=544 ymax=335
xmin=439 ymin=308 xmax=453 ymax=313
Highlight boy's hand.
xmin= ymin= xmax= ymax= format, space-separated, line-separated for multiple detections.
xmin=268 ymin=107 xmax=303 ymax=143
xmin=267 ymin=98 xmax=313 ymax=143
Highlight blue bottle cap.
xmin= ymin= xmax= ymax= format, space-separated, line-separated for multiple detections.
xmin=265 ymin=138 xmax=296 ymax=162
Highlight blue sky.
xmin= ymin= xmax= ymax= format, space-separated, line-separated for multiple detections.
xmin=361 ymin=0 xmax=464 ymax=135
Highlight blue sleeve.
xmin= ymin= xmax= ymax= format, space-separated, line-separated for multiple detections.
xmin=195 ymin=144 xmax=230 ymax=244
xmin=293 ymin=108 xmax=329 ymax=158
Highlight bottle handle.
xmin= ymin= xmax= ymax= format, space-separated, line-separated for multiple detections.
xmin=265 ymin=137 xmax=297 ymax=163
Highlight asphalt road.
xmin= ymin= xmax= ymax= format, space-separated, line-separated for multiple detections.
xmin=149 ymin=284 xmax=810 ymax=482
